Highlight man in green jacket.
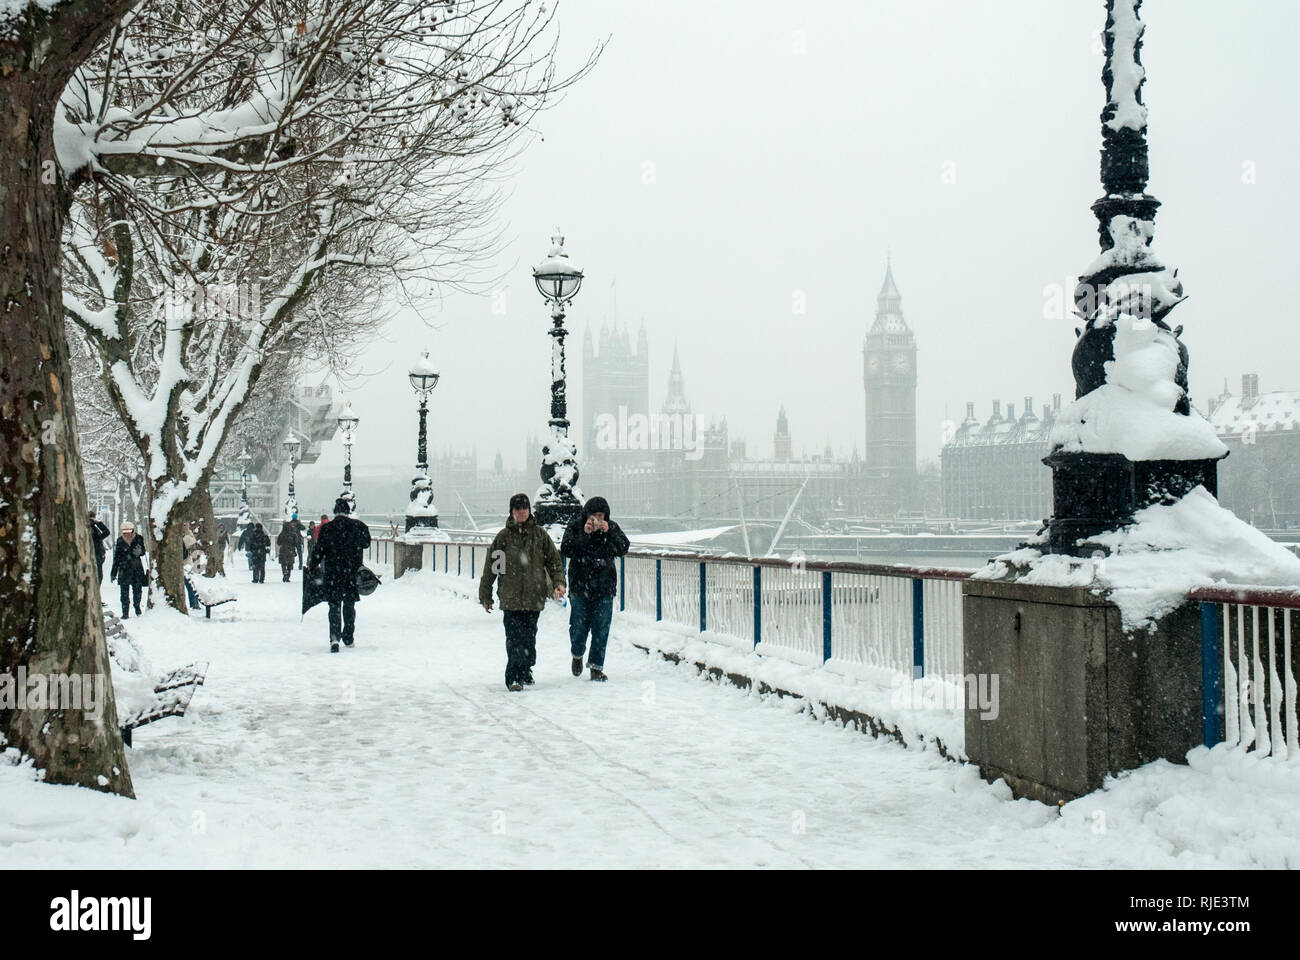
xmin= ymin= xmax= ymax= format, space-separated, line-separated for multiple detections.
xmin=479 ymin=493 xmax=567 ymax=691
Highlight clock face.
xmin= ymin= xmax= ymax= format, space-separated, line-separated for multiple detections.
xmin=867 ymin=355 xmax=881 ymax=374
xmin=892 ymin=354 xmax=910 ymax=374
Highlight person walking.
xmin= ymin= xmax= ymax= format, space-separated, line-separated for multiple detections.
xmin=560 ymin=496 xmax=630 ymax=682
xmin=181 ymin=521 xmax=205 ymax=610
xmin=479 ymin=493 xmax=566 ymax=692
xmin=308 ymin=498 xmax=372 ymax=652
xmin=246 ymin=522 xmax=270 ymax=583
xmin=88 ymin=509 xmax=111 ymax=582
xmin=287 ymin=512 xmax=306 ymax=569
xmin=276 ymin=522 xmax=299 ymax=582
xmin=109 ymin=521 xmax=147 ymax=618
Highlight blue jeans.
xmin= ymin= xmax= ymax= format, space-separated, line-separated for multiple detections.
xmin=569 ymin=594 xmax=614 ymax=669
xmin=184 ymin=578 xmax=200 ymax=610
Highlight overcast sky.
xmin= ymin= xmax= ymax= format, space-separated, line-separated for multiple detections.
xmin=299 ymin=0 xmax=1300 ymax=493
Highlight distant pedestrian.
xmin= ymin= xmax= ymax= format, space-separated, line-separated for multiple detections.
xmin=308 ymin=498 xmax=372 ymax=653
xmin=313 ymin=514 xmax=329 ymax=541
xmin=246 ymin=522 xmax=270 ymax=583
xmin=276 ymin=523 xmax=299 ymax=582
xmin=181 ymin=521 xmax=205 ymax=610
xmin=561 ymin=496 xmax=629 ymax=682
xmin=287 ymin=512 xmax=306 ymax=569
xmin=109 ymin=521 xmax=147 ymax=618
xmin=479 ymin=493 xmax=566 ymax=691
xmin=88 ymin=509 xmax=111 ymax=582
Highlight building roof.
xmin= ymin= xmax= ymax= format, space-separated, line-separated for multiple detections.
xmin=1209 ymin=390 xmax=1300 ymax=437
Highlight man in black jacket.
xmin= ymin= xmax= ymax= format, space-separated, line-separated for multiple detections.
xmin=308 ymin=498 xmax=372 ymax=653
xmin=246 ymin=522 xmax=271 ymax=583
xmin=88 ymin=510 xmax=111 ymax=582
xmin=560 ymin=496 xmax=629 ymax=681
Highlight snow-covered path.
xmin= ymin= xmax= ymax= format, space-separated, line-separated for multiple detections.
xmin=3 ymin=563 xmax=1299 ymax=868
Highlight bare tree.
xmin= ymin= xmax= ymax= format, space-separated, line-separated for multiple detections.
xmin=62 ymin=0 xmax=598 ymax=610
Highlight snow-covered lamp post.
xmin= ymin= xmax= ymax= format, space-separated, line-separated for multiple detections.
xmin=283 ymin=431 xmax=301 ymax=521
xmin=237 ymin=445 xmax=252 ymax=533
xmin=532 ymin=230 xmax=585 ymax=529
xmin=1042 ymin=0 xmax=1226 ymax=555
xmin=338 ymin=401 xmax=359 ymax=514
xmin=406 ymin=352 xmax=440 ymax=533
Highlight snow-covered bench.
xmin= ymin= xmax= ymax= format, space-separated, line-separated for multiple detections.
xmin=185 ymin=572 xmax=237 ymax=619
xmin=120 ymin=660 xmax=209 ymax=748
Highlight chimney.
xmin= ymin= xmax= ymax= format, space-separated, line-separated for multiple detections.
xmin=1053 ymin=393 xmax=1062 ymax=412
xmin=966 ymin=401 xmax=975 ymax=420
xmin=1242 ymin=373 xmax=1260 ymax=407
xmin=992 ymin=400 xmax=1002 ymax=421
xmin=1006 ymin=402 xmax=1016 ymax=422
xmin=1024 ymin=396 xmax=1036 ymax=420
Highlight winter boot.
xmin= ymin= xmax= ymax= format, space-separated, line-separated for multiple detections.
xmin=507 ymin=681 xmax=523 ymax=692
xmin=571 ymin=657 xmax=583 ymax=677
xmin=523 ymin=669 xmax=534 ymax=685
xmin=134 ymin=604 xmax=142 ymax=616
xmin=330 ymin=641 xmax=340 ymax=654
xmin=343 ymin=636 xmax=354 ymax=648
xmin=122 ymin=607 xmax=130 ymax=620
xmin=590 ymin=667 xmax=608 ymax=682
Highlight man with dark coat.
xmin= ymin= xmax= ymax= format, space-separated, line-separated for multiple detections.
xmin=561 ymin=496 xmax=630 ymax=681
xmin=88 ymin=510 xmax=111 ymax=582
xmin=109 ymin=521 xmax=148 ymax=618
xmin=246 ymin=522 xmax=270 ymax=583
xmin=308 ymin=498 xmax=372 ymax=652
xmin=276 ymin=523 xmax=299 ymax=582
xmin=479 ymin=494 xmax=566 ymax=691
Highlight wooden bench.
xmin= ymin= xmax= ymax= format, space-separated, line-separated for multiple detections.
xmin=186 ymin=574 xmax=237 ymax=619
xmin=120 ymin=660 xmax=209 ymax=748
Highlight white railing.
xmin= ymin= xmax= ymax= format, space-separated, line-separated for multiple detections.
xmin=1191 ymin=588 xmax=1300 ymax=759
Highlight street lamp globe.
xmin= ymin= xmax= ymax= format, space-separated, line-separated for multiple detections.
xmin=533 ymin=231 xmax=584 ymax=305
xmin=408 ymin=352 xmax=440 ymax=395
xmin=283 ymin=431 xmax=300 ymax=461
xmin=338 ymin=401 xmax=359 ymax=435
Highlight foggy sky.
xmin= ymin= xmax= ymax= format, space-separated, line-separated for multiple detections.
xmin=297 ymin=0 xmax=1300 ymax=498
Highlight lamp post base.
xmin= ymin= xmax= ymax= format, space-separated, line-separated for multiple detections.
xmin=533 ymin=499 xmax=581 ymax=529
xmin=1042 ymin=450 xmax=1223 ymax=556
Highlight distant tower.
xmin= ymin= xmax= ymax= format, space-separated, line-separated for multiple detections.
xmin=582 ymin=316 xmax=650 ymax=460
xmin=663 ymin=343 xmax=690 ymax=416
xmin=774 ymin=406 xmax=792 ymax=461
xmin=863 ymin=258 xmax=918 ymax=514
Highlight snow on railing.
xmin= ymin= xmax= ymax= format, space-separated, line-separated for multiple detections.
xmin=1190 ymin=586 xmax=1300 ymax=759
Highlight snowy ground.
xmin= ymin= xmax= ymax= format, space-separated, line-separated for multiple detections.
xmin=2 ymin=560 xmax=1298 ymax=868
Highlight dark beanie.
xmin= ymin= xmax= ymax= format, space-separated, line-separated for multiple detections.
xmin=334 ymin=497 xmax=351 ymax=515
xmin=509 ymin=493 xmax=530 ymax=512
xmin=584 ymin=496 xmax=610 ymax=519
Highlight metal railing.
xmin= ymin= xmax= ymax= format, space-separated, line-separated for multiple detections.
xmin=1192 ymin=586 xmax=1300 ymax=759
xmin=367 ymin=534 xmax=971 ymax=685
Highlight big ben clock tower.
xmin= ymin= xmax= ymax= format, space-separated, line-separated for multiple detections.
xmin=862 ymin=259 xmax=917 ymax=515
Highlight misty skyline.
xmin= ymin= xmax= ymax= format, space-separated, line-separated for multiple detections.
xmin=296 ymin=0 xmax=1300 ymax=497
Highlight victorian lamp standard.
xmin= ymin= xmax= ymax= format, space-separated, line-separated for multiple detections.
xmin=406 ymin=352 xmax=440 ymax=532
xmin=531 ymin=230 xmax=585 ymax=528
xmin=338 ymin=401 xmax=359 ymax=512
xmin=283 ymin=431 xmax=300 ymax=521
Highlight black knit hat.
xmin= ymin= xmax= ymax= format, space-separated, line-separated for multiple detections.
xmin=509 ymin=493 xmax=530 ymax=512
xmin=583 ymin=496 xmax=610 ymax=519
xmin=334 ymin=497 xmax=351 ymax=515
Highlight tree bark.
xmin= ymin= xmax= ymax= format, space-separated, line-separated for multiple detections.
xmin=0 ymin=0 xmax=142 ymax=797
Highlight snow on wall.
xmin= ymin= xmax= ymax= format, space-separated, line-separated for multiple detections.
xmin=977 ymin=487 xmax=1300 ymax=631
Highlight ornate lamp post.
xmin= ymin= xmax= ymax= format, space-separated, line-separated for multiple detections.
xmin=532 ymin=230 xmax=585 ymax=528
xmin=406 ymin=351 xmax=440 ymax=532
xmin=283 ymin=431 xmax=300 ymax=521
xmin=337 ymin=401 xmax=359 ymax=513
xmin=237 ymin=445 xmax=252 ymax=533
xmin=1042 ymin=0 xmax=1225 ymax=555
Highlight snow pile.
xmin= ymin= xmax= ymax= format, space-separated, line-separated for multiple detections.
xmin=978 ymin=487 xmax=1300 ymax=630
xmin=1053 ymin=209 xmax=1224 ymax=463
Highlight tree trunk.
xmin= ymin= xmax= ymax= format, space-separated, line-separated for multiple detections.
xmin=0 ymin=54 xmax=134 ymax=795
xmin=189 ymin=477 xmax=225 ymax=577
